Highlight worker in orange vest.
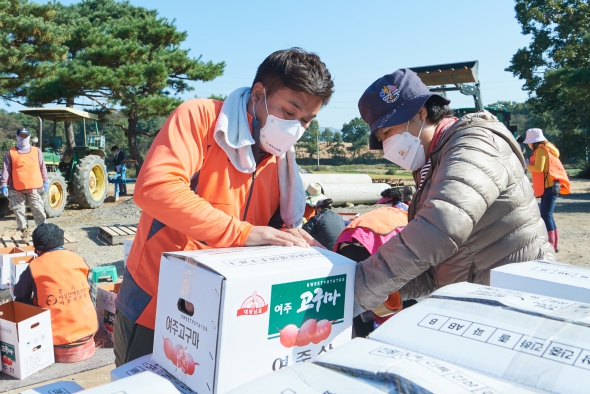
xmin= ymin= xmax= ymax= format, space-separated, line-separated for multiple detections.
xmin=13 ymin=223 xmax=98 ymax=361
xmin=114 ymin=48 xmax=334 ymax=366
xmin=524 ymin=128 xmax=571 ymax=252
xmin=0 ymin=128 xmax=49 ymax=239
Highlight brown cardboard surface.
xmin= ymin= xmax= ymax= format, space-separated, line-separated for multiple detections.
xmin=0 ymin=301 xmax=47 ymax=323
xmin=97 ymin=282 xmax=121 ymax=294
xmin=10 ymin=255 xmax=35 ymax=266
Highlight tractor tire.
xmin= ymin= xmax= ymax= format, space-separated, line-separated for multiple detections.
xmin=0 ymin=197 xmax=10 ymax=217
xmin=73 ymin=155 xmax=108 ymax=209
xmin=43 ymin=172 xmax=67 ymax=217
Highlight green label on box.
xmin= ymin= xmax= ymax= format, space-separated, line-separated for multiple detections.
xmin=1 ymin=341 xmax=15 ymax=362
xmin=268 ymin=274 xmax=346 ymax=338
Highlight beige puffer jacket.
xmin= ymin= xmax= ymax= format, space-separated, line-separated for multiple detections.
xmin=355 ymin=111 xmax=555 ymax=310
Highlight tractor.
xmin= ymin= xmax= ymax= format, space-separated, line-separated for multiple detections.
xmin=410 ymin=60 xmax=518 ymax=133
xmin=0 ymin=108 xmax=109 ymax=218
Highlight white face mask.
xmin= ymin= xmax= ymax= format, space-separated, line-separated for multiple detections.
xmin=255 ymin=89 xmax=306 ymax=156
xmin=382 ymin=119 xmax=426 ymax=171
xmin=16 ymin=135 xmax=30 ymax=150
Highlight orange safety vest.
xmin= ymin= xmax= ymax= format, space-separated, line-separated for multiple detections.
xmin=9 ymin=147 xmax=43 ymax=191
xmin=303 ymin=204 xmax=316 ymax=221
xmin=118 ymin=99 xmax=282 ymax=330
xmin=345 ymin=206 xmax=408 ymax=235
xmin=530 ymin=146 xmax=571 ymax=198
xmin=29 ymin=250 xmax=97 ymax=345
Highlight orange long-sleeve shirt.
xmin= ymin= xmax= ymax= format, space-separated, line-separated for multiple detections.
xmin=117 ymin=99 xmax=281 ymax=329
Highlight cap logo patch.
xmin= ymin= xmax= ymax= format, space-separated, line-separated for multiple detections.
xmin=380 ymin=85 xmax=400 ymax=103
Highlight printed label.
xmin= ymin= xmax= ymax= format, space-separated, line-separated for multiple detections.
xmin=237 ymin=292 xmax=269 ymax=317
xmin=268 ymin=274 xmax=346 ymax=338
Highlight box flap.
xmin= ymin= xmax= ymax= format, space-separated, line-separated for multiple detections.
xmin=493 ymin=261 xmax=590 ymax=289
xmin=163 ymin=246 xmax=355 ymax=280
xmin=315 ymin=338 xmax=540 ymax=393
xmin=97 ymin=281 xmax=122 ymax=294
xmin=431 ymin=282 xmax=590 ymax=327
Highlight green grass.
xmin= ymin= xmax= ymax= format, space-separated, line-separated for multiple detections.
xmin=300 ymin=164 xmax=414 ymax=179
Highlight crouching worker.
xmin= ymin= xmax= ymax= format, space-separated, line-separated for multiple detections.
xmin=13 ymin=223 xmax=97 ymax=363
xmin=335 ymin=188 xmax=409 ymax=338
xmin=302 ymin=198 xmax=344 ymax=251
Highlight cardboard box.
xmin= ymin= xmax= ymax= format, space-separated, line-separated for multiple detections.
xmin=20 ymin=381 xmax=84 ymax=393
xmin=123 ymin=237 xmax=134 ymax=267
xmin=315 ymin=337 xmax=540 ymax=393
xmin=491 ymin=260 xmax=590 ymax=303
xmin=111 ymin=354 xmax=196 ymax=394
xmin=370 ymin=297 xmax=590 ymax=394
xmin=81 ymin=371 xmax=179 ymax=393
xmin=228 ymin=362 xmax=386 ymax=394
xmin=0 ymin=247 xmax=35 ymax=290
xmin=431 ymin=282 xmax=590 ymax=327
xmin=96 ymin=282 xmax=121 ymax=343
xmin=10 ymin=255 xmax=36 ymax=298
xmin=153 ymin=246 xmax=356 ymax=393
xmin=0 ymin=301 xmax=54 ymax=379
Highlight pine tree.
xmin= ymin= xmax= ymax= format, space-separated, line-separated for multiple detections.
xmin=0 ymin=0 xmax=67 ymax=102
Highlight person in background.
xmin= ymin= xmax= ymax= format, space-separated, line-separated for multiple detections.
xmin=335 ymin=189 xmax=409 ymax=337
xmin=354 ymin=69 xmax=554 ymax=313
xmin=114 ymin=48 xmax=333 ymax=366
xmin=524 ymin=128 xmax=571 ymax=252
xmin=13 ymin=223 xmax=97 ymax=361
xmin=302 ymin=198 xmax=344 ymax=250
xmin=377 ymin=187 xmax=408 ymax=211
xmin=111 ymin=146 xmax=127 ymax=196
xmin=402 ymin=185 xmax=415 ymax=205
xmin=0 ymin=128 xmax=48 ymax=239
xmin=303 ymin=182 xmax=326 ymax=222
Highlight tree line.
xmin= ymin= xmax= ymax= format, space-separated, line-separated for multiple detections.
xmin=1 ymin=0 xmax=224 ymax=170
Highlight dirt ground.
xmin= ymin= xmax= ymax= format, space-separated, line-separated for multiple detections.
xmin=1 ymin=179 xmax=589 ymax=391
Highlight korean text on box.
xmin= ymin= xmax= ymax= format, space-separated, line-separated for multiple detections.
xmin=153 ymin=246 xmax=356 ymax=393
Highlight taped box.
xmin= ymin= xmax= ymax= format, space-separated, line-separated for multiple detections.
xmin=96 ymin=282 xmax=121 ymax=343
xmin=153 ymin=246 xmax=356 ymax=393
xmin=20 ymin=380 xmax=84 ymax=393
xmin=315 ymin=337 xmax=541 ymax=393
xmin=0 ymin=301 xmax=54 ymax=379
xmin=81 ymin=371 xmax=178 ymax=393
xmin=370 ymin=290 xmax=590 ymax=394
xmin=0 ymin=246 xmax=34 ymax=290
xmin=10 ymin=254 xmax=36 ymax=298
xmin=491 ymin=260 xmax=590 ymax=303
xmin=110 ymin=354 xmax=196 ymax=394
xmin=228 ymin=362 xmax=386 ymax=394
xmin=431 ymin=282 xmax=590 ymax=327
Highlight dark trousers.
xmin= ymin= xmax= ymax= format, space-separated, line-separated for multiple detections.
xmin=117 ymin=167 xmax=127 ymax=195
xmin=113 ymin=309 xmax=154 ymax=367
xmin=540 ymin=186 xmax=558 ymax=231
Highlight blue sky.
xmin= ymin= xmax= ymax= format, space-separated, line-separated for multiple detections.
xmin=7 ymin=0 xmax=532 ymax=129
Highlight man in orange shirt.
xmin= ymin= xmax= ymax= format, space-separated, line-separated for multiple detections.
xmin=114 ymin=48 xmax=334 ymax=365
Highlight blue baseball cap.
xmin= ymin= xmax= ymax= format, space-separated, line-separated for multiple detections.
xmin=16 ymin=128 xmax=30 ymax=137
xmin=358 ymin=69 xmax=450 ymax=150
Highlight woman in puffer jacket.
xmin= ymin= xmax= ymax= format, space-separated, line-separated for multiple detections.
xmin=524 ymin=128 xmax=571 ymax=252
xmin=354 ymin=69 xmax=555 ymax=311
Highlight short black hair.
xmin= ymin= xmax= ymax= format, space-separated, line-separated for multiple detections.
xmin=424 ymin=95 xmax=454 ymax=124
xmin=381 ymin=187 xmax=403 ymax=206
xmin=316 ymin=198 xmax=333 ymax=210
xmin=111 ymin=146 xmax=119 ymax=152
xmin=253 ymin=48 xmax=334 ymax=106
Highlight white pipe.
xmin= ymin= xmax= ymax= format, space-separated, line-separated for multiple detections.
xmin=320 ymin=183 xmax=390 ymax=205
xmin=300 ymin=174 xmax=373 ymax=190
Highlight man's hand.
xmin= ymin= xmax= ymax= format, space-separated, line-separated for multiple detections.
xmin=1 ymin=186 xmax=7 ymax=197
xmin=246 ymin=226 xmax=311 ymax=248
xmin=282 ymin=228 xmax=326 ymax=249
